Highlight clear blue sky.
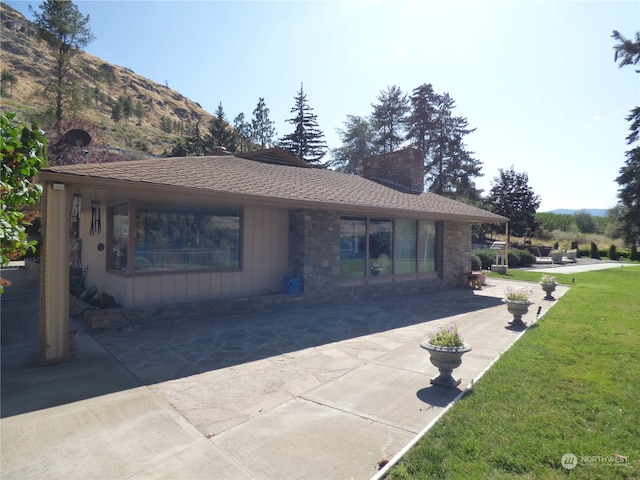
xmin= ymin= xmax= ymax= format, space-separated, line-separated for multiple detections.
xmin=7 ymin=0 xmax=640 ymax=212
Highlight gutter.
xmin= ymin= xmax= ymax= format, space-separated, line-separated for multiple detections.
xmin=37 ymin=171 xmax=507 ymax=224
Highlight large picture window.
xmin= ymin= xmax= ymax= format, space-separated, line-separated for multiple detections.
xmin=418 ymin=221 xmax=437 ymax=272
xmin=368 ymin=219 xmax=392 ymax=276
xmin=110 ymin=203 xmax=241 ymax=273
xmin=395 ymin=219 xmax=417 ymax=274
xmin=340 ymin=217 xmax=438 ymax=279
xmin=340 ymin=217 xmax=366 ymax=278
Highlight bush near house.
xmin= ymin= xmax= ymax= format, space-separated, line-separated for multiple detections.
xmin=472 ymin=249 xmax=495 ymax=270
xmin=470 ymin=254 xmax=481 ymax=271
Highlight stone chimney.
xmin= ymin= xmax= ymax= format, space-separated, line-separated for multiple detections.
xmin=359 ymin=148 xmax=424 ymax=194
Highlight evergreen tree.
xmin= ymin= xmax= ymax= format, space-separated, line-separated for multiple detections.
xmin=30 ymin=0 xmax=95 ymax=126
xmin=405 ymin=83 xmax=440 ymax=154
xmin=1 ymin=69 xmax=17 ymax=96
xmin=110 ymin=101 xmax=122 ymax=123
xmin=370 ymin=85 xmax=409 ymax=153
xmin=486 ymin=166 xmax=541 ymax=242
xmin=612 ymin=30 xmax=640 ymax=245
xmin=186 ymin=120 xmax=204 ymax=156
xmin=111 ymin=95 xmax=133 ymax=124
xmin=133 ymin=100 xmax=145 ymax=125
xmin=416 ymin=91 xmax=481 ymax=200
xmin=251 ymin=97 xmax=276 ymax=149
xmin=207 ymin=102 xmax=236 ymax=152
xmin=278 ymin=84 xmax=327 ymax=165
xmin=328 ymin=115 xmax=375 ymax=173
xmin=233 ymin=112 xmax=252 ymax=153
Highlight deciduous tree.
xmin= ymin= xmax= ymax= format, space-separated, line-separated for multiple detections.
xmin=233 ymin=113 xmax=252 ymax=153
xmin=0 ymin=113 xmax=47 ymax=288
xmin=486 ymin=166 xmax=541 ymax=241
xmin=251 ymin=97 xmax=276 ymax=149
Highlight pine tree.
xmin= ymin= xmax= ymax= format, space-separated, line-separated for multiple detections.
xmin=612 ymin=30 xmax=640 ymax=245
xmin=30 ymin=0 xmax=95 ymax=126
xmin=370 ymin=85 xmax=409 ymax=154
xmin=328 ymin=115 xmax=375 ymax=173
xmin=186 ymin=120 xmax=204 ymax=156
xmin=233 ymin=113 xmax=252 ymax=153
xmin=406 ymin=86 xmax=482 ymax=200
xmin=207 ymin=102 xmax=236 ymax=152
xmin=251 ymin=98 xmax=276 ymax=149
xmin=405 ymin=84 xmax=440 ymax=156
xmin=278 ymin=84 xmax=328 ymax=165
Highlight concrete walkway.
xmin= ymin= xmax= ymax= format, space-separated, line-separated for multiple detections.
xmin=1 ymin=270 xmax=570 ymax=480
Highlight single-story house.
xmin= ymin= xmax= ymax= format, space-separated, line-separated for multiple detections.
xmin=35 ymin=147 xmax=507 ymax=364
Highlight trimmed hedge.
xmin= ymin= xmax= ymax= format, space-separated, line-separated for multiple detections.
xmin=472 ymin=249 xmax=495 ymax=270
xmin=472 ymin=248 xmax=535 ymax=269
xmin=514 ymin=249 xmax=535 ymax=267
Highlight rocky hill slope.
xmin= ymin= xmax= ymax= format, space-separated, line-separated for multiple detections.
xmin=1 ymin=3 xmax=214 ymax=157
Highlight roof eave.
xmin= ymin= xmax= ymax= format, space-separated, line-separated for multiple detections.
xmin=36 ymin=171 xmax=508 ymax=223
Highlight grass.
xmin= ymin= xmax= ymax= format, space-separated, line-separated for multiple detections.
xmin=387 ymin=266 xmax=640 ymax=479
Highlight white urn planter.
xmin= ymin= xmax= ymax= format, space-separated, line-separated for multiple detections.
xmin=502 ymin=299 xmax=533 ymax=327
xmin=540 ymin=282 xmax=556 ymax=300
xmin=420 ymin=342 xmax=472 ymax=388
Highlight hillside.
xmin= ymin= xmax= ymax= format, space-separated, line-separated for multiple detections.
xmin=0 ymin=3 xmax=214 ymax=156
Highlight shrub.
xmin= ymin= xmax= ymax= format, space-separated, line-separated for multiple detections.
xmin=631 ymin=244 xmax=639 ymax=261
xmin=617 ymin=248 xmax=630 ymax=260
xmin=571 ymin=240 xmax=580 ymax=257
xmin=608 ymin=244 xmax=618 ymax=260
xmin=508 ymin=252 xmax=520 ymax=267
xmin=514 ymin=249 xmax=535 ymax=267
xmin=471 ymin=254 xmax=481 ymax=271
xmin=590 ymin=242 xmax=600 ymax=259
xmin=472 ymin=249 xmax=495 ymax=270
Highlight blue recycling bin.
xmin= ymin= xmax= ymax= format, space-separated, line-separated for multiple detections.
xmin=283 ymin=276 xmax=303 ymax=294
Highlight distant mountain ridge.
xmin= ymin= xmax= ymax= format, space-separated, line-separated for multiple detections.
xmin=547 ymin=209 xmax=609 ymax=217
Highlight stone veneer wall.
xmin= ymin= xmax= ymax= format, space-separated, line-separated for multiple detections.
xmin=442 ymin=220 xmax=472 ymax=286
xmin=288 ymin=209 xmax=341 ymax=301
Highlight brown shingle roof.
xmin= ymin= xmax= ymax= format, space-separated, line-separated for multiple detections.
xmin=40 ymin=155 xmax=507 ymax=222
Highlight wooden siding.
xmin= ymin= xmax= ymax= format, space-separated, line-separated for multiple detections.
xmin=78 ymin=204 xmax=288 ymax=308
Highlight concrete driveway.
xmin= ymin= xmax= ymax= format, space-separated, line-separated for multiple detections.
xmin=1 ymin=268 xmax=570 ymax=480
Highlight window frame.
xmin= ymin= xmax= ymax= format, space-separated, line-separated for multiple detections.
xmin=339 ymin=216 xmax=441 ymax=281
xmin=107 ymin=201 xmax=243 ymax=275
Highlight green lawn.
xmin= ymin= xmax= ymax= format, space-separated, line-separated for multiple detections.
xmin=387 ymin=266 xmax=640 ymax=479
